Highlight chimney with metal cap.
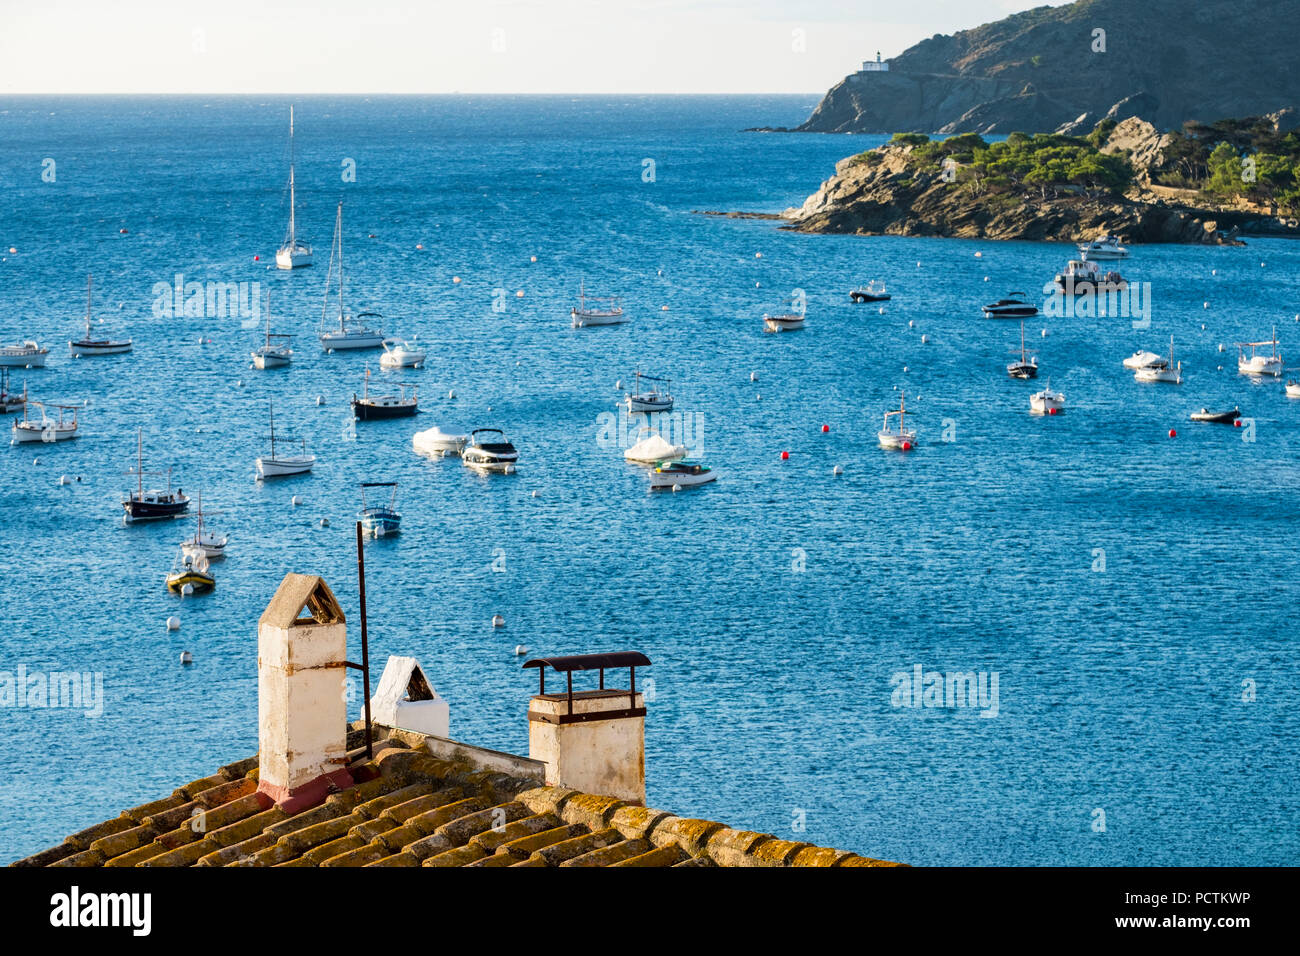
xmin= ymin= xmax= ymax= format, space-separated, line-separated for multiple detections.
xmin=256 ymin=573 xmax=354 ymax=813
xmin=524 ymin=652 xmax=650 ymax=804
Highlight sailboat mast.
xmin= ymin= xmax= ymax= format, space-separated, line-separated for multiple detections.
xmin=337 ymin=203 xmax=344 ymax=330
xmin=136 ymin=428 xmax=143 ymax=497
xmin=85 ymin=274 xmax=93 ymax=338
xmin=287 ymin=106 xmax=296 ymax=247
xmin=269 ymin=400 xmax=277 ymax=458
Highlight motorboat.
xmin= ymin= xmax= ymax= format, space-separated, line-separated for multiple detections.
xmin=462 ymin=428 xmax=519 ymax=472
xmin=624 ymin=430 xmax=687 ymax=465
xmin=1134 ymin=337 xmax=1182 ymax=383
xmin=412 ymin=426 xmax=468 ymax=458
xmin=1077 ymin=235 xmax=1128 ymax=260
xmin=849 ymin=280 xmax=891 ymax=303
xmin=379 ymin=338 xmax=426 ymax=368
xmin=1190 ymin=407 xmax=1241 ymax=424
xmin=1030 ymin=381 xmax=1065 ymax=415
xmin=1237 ymin=329 xmax=1282 ymax=376
xmin=1287 ymin=380 xmax=1300 ymax=399
xmin=1007 ymin=319 xmax=1038 ymax=379
xmin=878 ymin=392 xmax=917 ymax=450
xmin=358 ymin=482 xmax=401 ymax=536
xmin=180 ymin=492 xmax=227 ymax=561
xmin=275 ymin=106 xmax=312 ymax=270
xmin=352 ymin=369 xmax=418 ymax=420
xmin=251 ymin=293 xmax=293 ymax=368
xmin=0 ymin=369 xmax=26 ymax=413
xmin=763 ymin=311 xmax=805 ymax=332
xmin=256 ymin=401 xmax=315 ymax=478
xmin=625 ymin=372 xmax=673 ymax=413
xmin=69 ymin=274 xmax=132 ymax=356
xmin=123 ymin=429 xmax=190 ymax=522
xmin=571 ymin=280 xmax=626 ymax=327
xmin=1123 ymin=350 xmax=1166 ymax=371
xmin=1053 ymin=258 xmax=1126 ymax=294
xmin=0 ymin=341 xmax=48 ymax=367
xmin=11 ymin=401 xmax=78 ymax=442
xmin=318 ymin=202 xmax=384 ymax=349
xmin=166 ymin=551 xmax=215 ymax=594
xmin=648 ymin=459 xmax=715 ymax=489
xmin=982 ymin=292 xmax=1038 ymax=318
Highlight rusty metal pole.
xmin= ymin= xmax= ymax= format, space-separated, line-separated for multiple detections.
xmin=356 ymin=520 xmax=374 ymax=760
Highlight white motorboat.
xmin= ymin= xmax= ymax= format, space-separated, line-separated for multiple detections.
xmin=0 ymin=341 xmax=49 ymax=367
xmin=1134 ymin=337 xmax=1182 ymax=383
xmin=413 ymin=426 xmax=468 ymax=458
xmin=648 ymin=459 xmax=715 ymax=489
xmin=878 ymin=392 xmax=917 ymax=450
xmin=1123 ymin=349 xmax=1166 ymax=370
xmin=380 ymin=338 xmax=426 ymax=368
xmin=763 ymin=309 xmax=805 ymax=332
xmin=251 ymin=293 xmax=293 ymax=368
xmin=1237 ymin=329 xmax=1282 ymax=376
xmin=625 ymin=372 xmax=673 ymax=413
xmin=1053 ymin=258 xmax=1126 ymax=294
xmin=275 ymin=105 xmax=312 ymax=270
xmin=1030 ymin=381 xmax=1065 ymax=415
xmin=1007 ymin=319 xmax=1038 ymax=379
xmin=11 ymin=401 xmax=77 ymax=443
xmin=69 ymin=275 xmax=132 ymax=356
xmin=0 ymin=369 xmax=25 ymax=413
xmin=318 ymin=202 xmax=384 ymax=350
xmin=571 ymin=280 xmax=626 ymax=327
xmin=180 ymin=492 xmax=228 ymax=561
xmin=1287 ymin=380 xmax=1300 ymax=399
xmin=256 ymin=401 xmax=315 ymax=478
xmin=624 ymin=430 xmax=687 ymax=465
xmin=462 ymin=428 xmax=519 ymax=472
xmin=982 ymin=292 xmax=1038 ymax=318
xmin=1077 ymin=234 xmax=1128 ymax=260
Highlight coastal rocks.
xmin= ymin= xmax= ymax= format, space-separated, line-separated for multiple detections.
xmin=1099 ymin=117 xmax=1171 ymax=174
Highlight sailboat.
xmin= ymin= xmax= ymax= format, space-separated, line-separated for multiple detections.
xmin=1006 ymin=319 xmax=1038 ymax=379
xmin=180 ymin=491 xmax=228 ymax=561
xmin=1135 ymin=336 xmax=1182 ymax=383
xmin=275 ymin=105 xmax=312 ymax=270
xmin=878 ymin=392 xmax=917 ymax=450
xmin=11 ymin=401 xmax=78 ymax=442
xmin=251 ymin=291 xmax=293 ymax=368
xmin=256 ymin=401 xmax=315 ymax=478
xmin=625 ymin=372 xmax=673 ymax=412
xmin=358 ymin=482 xmax=401 ymax=536
xmin=123 ymin=428 xmax=189 ymax=521
xmin=0 ymin=368 xmax=26 ymax=413
xmin=352 ymin=367 xmax=418 ymax=420
xmin=570 ymin=280 xmax=626 ymax=328
xmin=1237 ymin=327 xmax=1283 ymax=376
xmin=318 ymin=202 xmax=384 ymax=350
xmin=69 ymin=275 xmax=132 ymax=356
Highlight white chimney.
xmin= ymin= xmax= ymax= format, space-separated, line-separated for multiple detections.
xmin=369 ymin=655 xmax=449 ymax=737
xmin=526 ymin=653 xmax=650 ymax=804
xmin=257 ymin=573 xmax=353 ymax=813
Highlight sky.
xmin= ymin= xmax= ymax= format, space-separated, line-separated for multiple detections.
xmin=0 ymin=0 xmax=1074 ymax=95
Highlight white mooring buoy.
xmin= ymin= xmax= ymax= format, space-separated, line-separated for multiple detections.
xmin=166 ymin=616 xmax=181 ymax=631
xmin=292 ymin=495 xmax=303 ymax=506
xmin=833 ymin=465 xmax=843 ymax=476
xmin=514 ymin=645 xmax=528 ymax=656
xmin=180 ymin=650 xmax=193 ymax=665
xmin=492 ymin=614 xmax=505 ymax=628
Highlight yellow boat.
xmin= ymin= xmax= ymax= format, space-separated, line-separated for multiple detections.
xmin=166 ymin=552 xmax=215 ymax=594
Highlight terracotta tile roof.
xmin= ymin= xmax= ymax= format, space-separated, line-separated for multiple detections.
xmin=11 ymin=728 xmax=901 ymax=869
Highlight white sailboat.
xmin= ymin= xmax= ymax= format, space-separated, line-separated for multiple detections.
xmin=878 ymin=392 xmax=917 ymax=449
xmin=1134 ymin=336 xmax=1182 ymax=383
xmin=180 ymin=492 xmax=228 ymax=561
xmin=1237 ymin=328 xmax=1283 ymax=376
xmin=255 ymin=401 xmax=315 ymax=478
xmin=571 ymin=280 xmax=626 ymax=327
xmin=276 ymin=105 xmax=312 ymax=270
xmin=69 ymin=274 xmax=131 ymax=356
xmin=251 ymin=290 xmax=293 ymax=369
xmin=318 ymin=202 xmax=385 ymax=350
xmin=11 ymin=401 xmax=78 ymax=442
xmin=625 ymin=372 xmax=673 ymax=412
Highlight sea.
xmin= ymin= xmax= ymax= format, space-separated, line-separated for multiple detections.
xmin=0 ymin=95 xmax=1296 ymax=866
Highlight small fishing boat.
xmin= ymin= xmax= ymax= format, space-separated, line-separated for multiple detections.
xmin=878 ymin=392 xmax=917 ymax=450
xmin=0 ymin=341 xmax=49 ymax=367
xmin=275 ymin=106 xmax=312 ymax=270
xmin=318 ymin=202 xmax=384 ymax=349
xmin=180 ymin=492 xmax=227 ymax=561
xmin=982 ymin=292 xmax=1038 ymax=319
xmin=624 ymin=429 xmax=687 ymax=465
xmin=571 ymin=281 xmax=626 ymax=327
xmin=1007 ymin=319 xmax=1038 ymax=379
xmin=251 ymin=292 xmax=293 ymax=368
xmin=352 ymin=369 xmax=418 ymax=419
xmin=648 ymin=459 xmax=715 ymax=489
xmin=462 ymin=428 xmax=519 ymax=472
xmin=1077 ymin=235 xmax=1128 ymax=260
xmin=625 ymin=372 xmax=673 ymax=413
xmin=256 ymin=401 xmax=315 ymax=478
xmin=849 ymin=280 xmax=891 ymax=303
xmin=379 ymin=338 xmax=426 ymax=369
xmin=69 ymin=275 xmax=132 ymax=356
xmin=1123 ymin=349 xmax=1166 ymax=371
xmin=1053 ymin=258 xmax=1127 ymax=295
xmin=763 ymin=310 xmax=805 ymax=332
xmin=1030 ymin=381 xmax=1065 ymax=415
xmin=123 ymin=429 xmax=189 ymax=521
xmin=166 ymin=550 xmax=214 ymax=594
xmin=1190 ymin=407 xmax=1241 ymax=424
xmin=1134 ymin=336 xmax=1182 ymax=383
xmin=412 ymin=426 xmax=468 ymax=458
xmin=358 ymin=481 xmax=401 ymax=536
xmin=11 ymin=401 xmax=78 ymax=442
xmin=1237 ymin=329 xmax=1283 ymax=376
xmin=0 ymin=368 xmax=26 ymax=413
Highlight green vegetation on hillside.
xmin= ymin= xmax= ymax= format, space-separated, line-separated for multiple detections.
xmin=1157 ymin=117 xmax=1300 ymax=211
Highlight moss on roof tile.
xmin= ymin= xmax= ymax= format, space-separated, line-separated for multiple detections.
xmin=421 ymin=843 xmax=485 ymax=867
xmin=559 ymin=793 xmax=625 ymax=831
xmin=560 ymin=838 xmax=652 ymax=867
xmin=89 ymin=824 xmax=157 ymax=860
xmin=119 ymin=795 xmax=186 ymax=827
xmin=609 ymin=844 xmax=689 ymax=867
xmin=649 ymin=817 xmax=725 ymax=857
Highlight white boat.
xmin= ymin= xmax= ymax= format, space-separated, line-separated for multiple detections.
xmin=648 ymin=459 xmax=715 ymax=489
xmin=624 ymin=430 xmax=687 ymax=465
xmin=275 ymin=106 xmax=312 ymax=270
xmin=413 ymin=426 xmax=468 ymax=458
xmin=1287 ymin=380 xmax=1300 ymax=399
xmin=1237 ymin=329 xmax=1282 ymax=376
xmin=763 ymin=311 xmax=805 ymax=332
xmin=463 ymin=428 xmax=519 ymax=472
xmin=379 ymin=338 xmax=426 ymax=368
xmin=625 ymin=372 xmax=673 ymax=413
xmin=0 ymin=368 xmax=26 ymax=413
xmin=1123 ymin=349 xmax=1166 ymax=370
xmin=571 ymin=281 xmax=626 ymax=327
xmin=180 ymin=492 xmax=227 ymax=561
xmin=1077 ymin=235 xmax=1128 ymax=260
xmin=11 ymin=401 xmax=77 ymax=442
xmin=849 ymin=280 xmax=891 ymax=303
xmin=1030 ymin=381 xmax=1066 ymax=415
xmin=251 ymin=292 xmax=293 ymax=369
xmin=1134 ymin=337 xmax=1182 ymax=384
xmin=0 ymin=341 xmax=48 ymax=367
xmin=878 ymin=392 xmax=917 ymax=450
xmin=69 ymin=275 xmax=132 ymax=356
xmin=256 ymin=401 xmax=315 ymax=478
xmin=1053 ymin=258 xmax=1126 ymax=294
xmin=318 ymin=202 xmax=384 ymax=350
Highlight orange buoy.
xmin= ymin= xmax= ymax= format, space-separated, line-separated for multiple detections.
xmin=780 ymin=450 xmax=789 ymax=460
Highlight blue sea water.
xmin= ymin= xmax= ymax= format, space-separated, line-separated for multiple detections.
xmin=0 ymin=95 xmax=1296 ymax=866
